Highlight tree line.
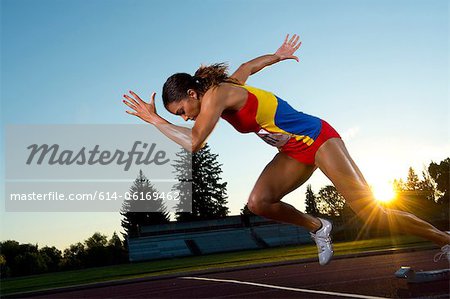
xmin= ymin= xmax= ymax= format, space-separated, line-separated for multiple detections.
xmin=0 ymin=232 xmax=127 ymax=278
xmin=303 ymin=158 xmax=449 ymax=239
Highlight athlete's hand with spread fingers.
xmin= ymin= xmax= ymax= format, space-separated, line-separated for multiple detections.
xmin=274 ymin=34 xmax=302 ymax=62
xmin=123 ymin=91 xmax=162 ymax=125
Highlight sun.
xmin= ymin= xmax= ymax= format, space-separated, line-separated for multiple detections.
xmin=372 ymin=183 xmax=396 ymax=203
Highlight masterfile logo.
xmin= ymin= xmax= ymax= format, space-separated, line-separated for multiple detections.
xmin=5 ymin=124 xmax=192 ymax=212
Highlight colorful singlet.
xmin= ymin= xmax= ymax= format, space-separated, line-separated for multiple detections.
xmin=221 ymin=85 xmax=322 ymax=148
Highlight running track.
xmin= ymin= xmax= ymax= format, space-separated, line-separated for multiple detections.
xmin=27 ymin=249 xmax=450 ymax=298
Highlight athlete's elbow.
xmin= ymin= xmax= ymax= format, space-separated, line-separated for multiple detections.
xmin=192 ymin=144 xmax=204 ymax=153
xmin=192 ymin=140 xmax=206 ymax=153
xmin=192 ymin=145 xmax=200 ymax=153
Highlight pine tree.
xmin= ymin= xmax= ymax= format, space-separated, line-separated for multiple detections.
xmin=120 ymin=170 xmax=170 ymax=238
xmin=239 ymin=204 xmax=255 ymax=227
xmin=393 ymin=178 xmax=404 ymax=192
xmin=171 ymin=148 xmax=193 ymax=219
xmin=419 ymin=169 xmax=437 ymax=202
xmin=396 ymin=166 xmax=437 ymax=202
xmin=305 ymin=184 xmax=319 ymax=216
xmin=405 ymin=167 xmax=420 ymax=191
xmin=173 ymin=144 xmax=229 ymax=221
xmin=317 ymin=185 xmax=345 ymax=217
xmin=240 ymin=203 xmax=255 ymax=216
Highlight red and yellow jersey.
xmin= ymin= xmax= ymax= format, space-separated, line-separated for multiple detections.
xmin=221 ymin=85 xmax=322 ymax=148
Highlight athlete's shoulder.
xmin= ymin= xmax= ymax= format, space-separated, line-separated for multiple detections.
xmin=212 ymin=83 xmax=248 ymax=111
xmin=239 ymin=84 xmax=273 ymax=94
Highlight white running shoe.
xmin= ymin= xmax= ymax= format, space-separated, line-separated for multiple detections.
xmin=434 ymin=231 xmax=450 ymax=263
xmin=310 ymin=218 xmax=334 ymax=266
xmin=434 ymin=244 xmax=450 ymax=263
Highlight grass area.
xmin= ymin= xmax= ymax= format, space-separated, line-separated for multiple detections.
xmin=0 ymin=235 xmax=432 ymax=296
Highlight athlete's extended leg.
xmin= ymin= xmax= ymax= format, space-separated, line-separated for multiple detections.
xmin=247 ymin=152 xmax=321 ymax=232
xmin=315 ymin=138 xmax=450 ymax=247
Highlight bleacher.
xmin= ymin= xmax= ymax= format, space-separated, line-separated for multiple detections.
xmin=128 ymin=215 xmax=312 ymax=262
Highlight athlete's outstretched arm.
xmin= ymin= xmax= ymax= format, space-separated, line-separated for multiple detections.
xmin=123 ymin=90 xmax=226 ymax=152
xmin=231 ymin=34 xmax=301 ymax=84
xmin=123 ymin=91 xmax=192 ymax=150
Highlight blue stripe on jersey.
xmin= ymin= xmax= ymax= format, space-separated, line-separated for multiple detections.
xmin=274 ymin=96 xmax=322 ymax=141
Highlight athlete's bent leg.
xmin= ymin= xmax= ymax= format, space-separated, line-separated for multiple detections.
xmin=247 ymin=152 xmax=321 ymax=232
xmin=315 ymin=138 xmax=450 ymax=247
xmin=248 ymin=152 xmax=334 ymax=265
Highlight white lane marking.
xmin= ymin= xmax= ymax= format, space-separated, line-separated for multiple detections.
xmin=181 ymin=276 xmax=388 ymax=299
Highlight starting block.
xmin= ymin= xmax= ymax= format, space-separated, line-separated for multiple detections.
xmin=395 ymin=266 xmax=450 ymax=283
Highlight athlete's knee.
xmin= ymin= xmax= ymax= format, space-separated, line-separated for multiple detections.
xmin=347 ymin=197 xmax=386 ymax=219
xmin=247 ymin=197 xmax=269 ymax=216
xmin=339 ymin=185 xmax=376 ymax=214
xmin=247 ymin=192 xmax=277 ymax=216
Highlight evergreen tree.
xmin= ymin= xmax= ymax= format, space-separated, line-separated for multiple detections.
xmin=239 ymin=203 xmax=255 ymax=227
xmin=419 ymin=169 xmax=437 ymax=202
xmin=392 ymin=165 xmax=443 ymax=222
xmin=393 ymin=178 xmax=404 ymax=192
xmin=174 ymin=144 xmax=229 ymax=221
xmin=394 ymin=166 xmax=440 ymax=202
xmin=317 ymin=185 xmax=345 ymax=217
xmin=172 ymin=148 xmax=193 ymax=219
xmin=120 ymin=170 xmax=170 ymax=238
xmin=305 ymin=184 xmax=319 ymax=216
xmin=240 ymin=203 xmax=255 ymax=216
xmin=405 ymin=167 xmax=420 ymax=191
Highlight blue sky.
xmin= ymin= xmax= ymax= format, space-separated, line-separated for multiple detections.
xmin=1 ymin=0 xmax=448 ymax=250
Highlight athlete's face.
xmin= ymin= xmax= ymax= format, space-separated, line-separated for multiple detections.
xmin=166 ymin=89 xmax=201 ymax=121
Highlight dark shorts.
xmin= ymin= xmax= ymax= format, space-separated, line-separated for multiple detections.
xmin=280 ymin=120 xmax=341 ymax=165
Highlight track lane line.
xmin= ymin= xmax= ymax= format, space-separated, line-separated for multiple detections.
xmin=181 ymin=276 xmax=388 ymax=299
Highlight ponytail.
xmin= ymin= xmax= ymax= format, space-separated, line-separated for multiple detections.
xmin=193 ymin=63 xmax=239 ymax=93
xmin=162 ymin=62 xmax=239 ymax=107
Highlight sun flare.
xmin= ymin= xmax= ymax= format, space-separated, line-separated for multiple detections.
xmin=372 ymin=183 xmax=396 ymax=203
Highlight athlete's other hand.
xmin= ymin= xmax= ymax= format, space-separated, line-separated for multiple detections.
xmin=274 ymin=34 xmax=301 ymax=62
xmin=123 ymin=91 xmax=161 ymax=125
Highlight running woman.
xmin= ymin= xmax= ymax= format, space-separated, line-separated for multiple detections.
xmin=123 ymin=34 xmax=450 ymax=265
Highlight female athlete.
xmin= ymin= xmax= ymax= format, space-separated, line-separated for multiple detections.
xmin=123 ymin=34 xmax=450 ymax=265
